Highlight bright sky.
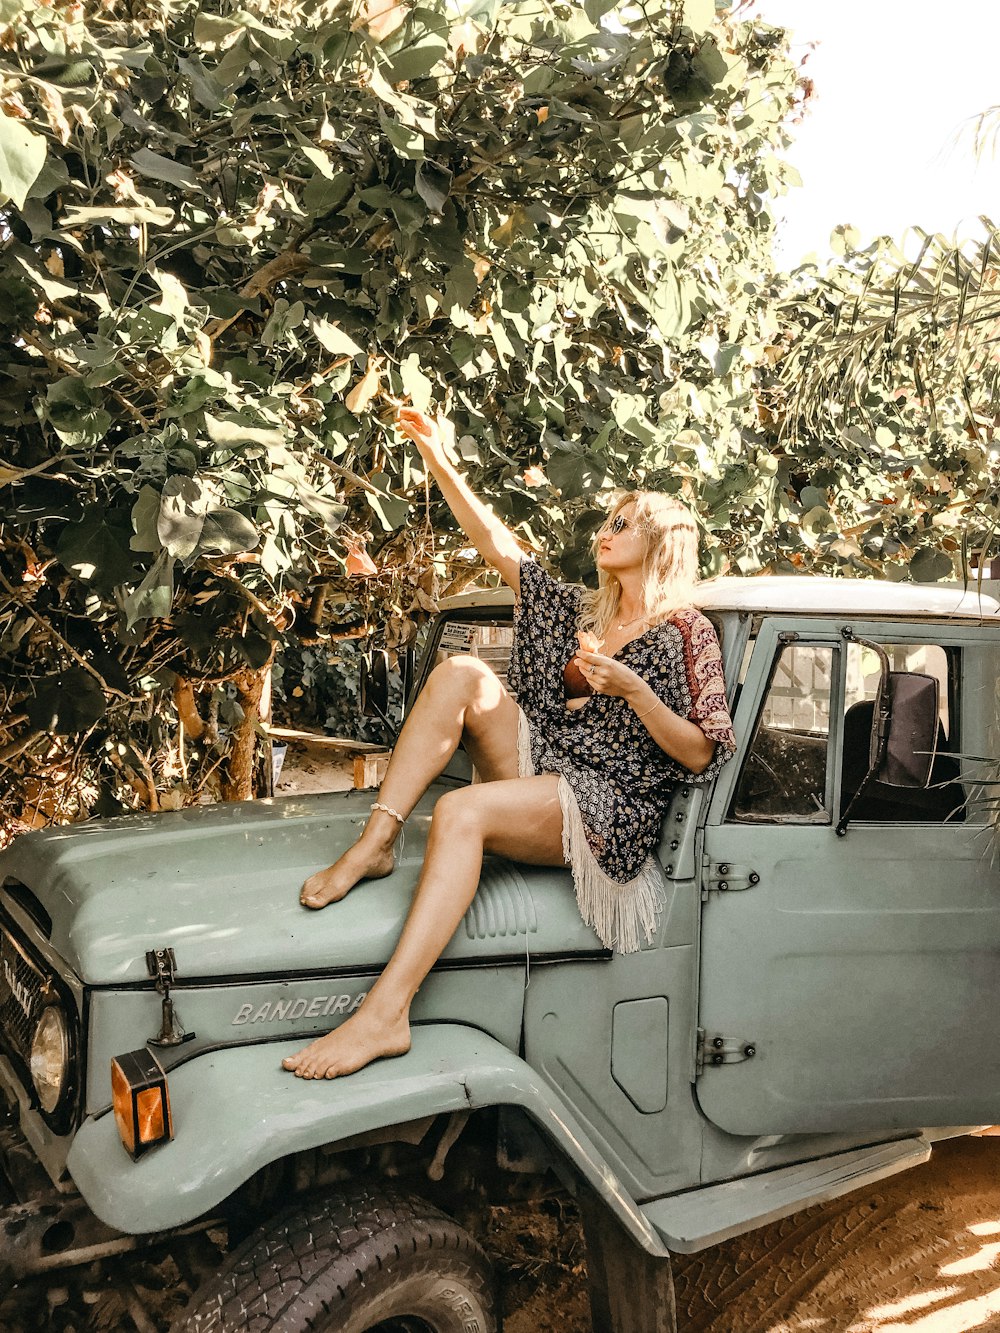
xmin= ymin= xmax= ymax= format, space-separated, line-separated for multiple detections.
xmin=750 ymin=0 xmax=1000 ymax=264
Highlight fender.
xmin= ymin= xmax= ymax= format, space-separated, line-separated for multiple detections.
xmin=67 ymin=1023 xmax=669 ymax=1258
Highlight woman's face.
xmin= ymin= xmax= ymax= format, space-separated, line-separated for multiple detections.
xmin=596 ymin=503 xmax=650 ymax=576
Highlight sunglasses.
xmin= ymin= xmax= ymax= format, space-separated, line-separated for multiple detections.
xmin=604 ymin=514 xmax=632 ymax=535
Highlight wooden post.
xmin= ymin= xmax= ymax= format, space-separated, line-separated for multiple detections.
xmin=353 ymin=751 xmax=391 ymax=790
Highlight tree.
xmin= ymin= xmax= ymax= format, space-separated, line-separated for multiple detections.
xmin=772 ymin=225 xmax=1000 ymax=583
xmin=0 ymin=0 xmax=803 ymax=837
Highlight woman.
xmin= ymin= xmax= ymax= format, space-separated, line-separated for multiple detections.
xmin=282 ymin=408 xmax=735 ymax=1081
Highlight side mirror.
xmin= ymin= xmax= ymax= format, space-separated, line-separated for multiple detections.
xmin=360 ymin=650 xmax=391 ymax=720
xmin=839 ymin=631 xmax=942 ymax=836
xmin=877 ymin=672 xmax=939 ymax=789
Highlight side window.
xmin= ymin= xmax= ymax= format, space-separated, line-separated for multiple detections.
xmin=729 ymin=643 xmax=835 ymax=824
xmin=841 ymin=642 xmax=964 ymax=824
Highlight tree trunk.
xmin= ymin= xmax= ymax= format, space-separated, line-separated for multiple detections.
xmin=221 ymin=666 xmax=270 ymax=802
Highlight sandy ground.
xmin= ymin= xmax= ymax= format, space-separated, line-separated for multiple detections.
xmin=271 ymin=735 xmax=359 ymax=796
xmin=493 ymin=1136 xmax=1000 ymax=1333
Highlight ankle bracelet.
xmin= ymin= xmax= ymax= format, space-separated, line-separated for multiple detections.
xmin=371 ymin=800 xmax=405 ymax=825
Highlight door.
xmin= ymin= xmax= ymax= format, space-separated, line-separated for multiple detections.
xmin=697 ymin=617 xmax=1000 ymax=1136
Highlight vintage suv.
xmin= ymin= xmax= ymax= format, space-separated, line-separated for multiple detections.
xmin=0 ymin=574 xmax=998 ymax=1333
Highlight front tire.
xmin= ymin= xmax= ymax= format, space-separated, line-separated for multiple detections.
xmin=175 ymin=1187 xmax=498 ymax=1333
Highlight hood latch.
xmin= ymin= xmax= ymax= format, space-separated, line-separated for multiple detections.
xmin=146 ymin=947 xmax=195 ymax=1048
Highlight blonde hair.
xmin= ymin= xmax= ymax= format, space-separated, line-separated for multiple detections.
xmin=579 ymin=490 xmax=701 ymax=638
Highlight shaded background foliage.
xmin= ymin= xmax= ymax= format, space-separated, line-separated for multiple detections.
xmin=10 ymin=0 xmax=988 ymax=839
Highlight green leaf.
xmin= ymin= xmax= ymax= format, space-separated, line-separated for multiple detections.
xmin=163 ymin=372 xmax=225 ymax=418
xmin=294 ymin=133 xmax=335 ymax=179
xmin=150 ymin=266 xmax=190 ymax=325
xmin=193 ymin=12 xmax=246 ymax=47
xmin=414 ymin=159 xmax=452 ymax=214
xmin=303 ymin=170 xmax=352 ymax=216
xmin=26 ymin=669 xmax=107 ymax=735
xmin=909 ymin=547 xmax=953 ymax=583
xmin=204 ymin=414 xmax=285 ymax=452
xmin=12 ymin=246 xmax=80 ymax=302
xmin=130 ymin=147 xmax=200 ymax=192
xmin=391 ymin=193 xmax=425 ymax=234
xmin=381 ymin=110 xmax=425 ymax=161
xmin=196 ymin=508 xmax=260 ymax=555
xmin=157 ymin=476 xmax=208 ymax=560
xmin=56 ymin=511 xmax=136 ymax=592
xmin=310 ymin=319 xmax=364 ymax=358
xmin=44 ymin=377 xmax=112 ymax=446
xmin=0 ymin=112 xmax=46 ymax=209
xmin=278 ymin=471 xmax=347 ymax=534
xmin=799 ymin=485 xmax=827 ymax=510
xmin=122 ymin=552 xmax=175 ymax=629
xmin=379 ymin=8 xmax=450 ymax=83
xmin=130 ymin=485 xmax=162 ymax=552
xmin=177 ymin=54 xmax=227 ymax=111
xmin=365 ymin=472 xmax=410 ymax=530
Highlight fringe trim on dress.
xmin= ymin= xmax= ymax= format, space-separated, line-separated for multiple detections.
xmin=557 ymin=776 xmax=665 ymax=954
xmin=517 ymin=708 xmax=535 ymax=778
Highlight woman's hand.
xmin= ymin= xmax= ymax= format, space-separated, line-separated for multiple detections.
xmin=577 ymin=651 xmax=715 ymax=772
xmin=574 ymin=651 xmax=645 ymax=701
xmin=395 ymin=407 xmax=459 ymax=471
xmin=392 ymin=405 xmax=524 ymax=593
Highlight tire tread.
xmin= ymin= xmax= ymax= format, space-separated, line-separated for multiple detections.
xmin=173 ymin=1186 xmax=496 ymax=1333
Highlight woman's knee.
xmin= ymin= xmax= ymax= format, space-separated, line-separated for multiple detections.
xmin=431 ymin=787 xmax=485 ymax=837
xmin=427 ymin=655 xmax=499 ymax=708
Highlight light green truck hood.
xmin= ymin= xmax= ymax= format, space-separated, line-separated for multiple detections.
xmin=0 ymin=788 xmax=604 ymax=985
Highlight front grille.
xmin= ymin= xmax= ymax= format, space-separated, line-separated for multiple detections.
xmin=0 ymin=927 xmax=47 ymax=1067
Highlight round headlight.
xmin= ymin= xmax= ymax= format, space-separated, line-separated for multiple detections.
xmin=30 ymin=1006 xmax=69 ymax=1113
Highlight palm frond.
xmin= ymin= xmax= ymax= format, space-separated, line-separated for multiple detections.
xmin=960 ymin=105 xmax=1000 ymax=162
xmin=781 ymin=224 xmax=1000 ymax=448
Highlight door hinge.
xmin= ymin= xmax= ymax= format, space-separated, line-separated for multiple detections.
xmin=696 ymin=1028 xmax=758 ymax=1076
xmin=145 ymin=947 xmax=195 ymax=1048
xmin=701 ymin=861 xmax=761 ymax=902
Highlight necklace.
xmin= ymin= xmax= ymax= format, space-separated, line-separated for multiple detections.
xmin=616 ymin=613 xmax=648 ymax=630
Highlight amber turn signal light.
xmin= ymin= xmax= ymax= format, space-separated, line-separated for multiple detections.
xmin=111 ymin=1048 xmax=173 ymax=1160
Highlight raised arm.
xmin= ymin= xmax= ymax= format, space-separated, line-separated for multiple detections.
xmin=395 ymin=408 xmax=524 ymax=594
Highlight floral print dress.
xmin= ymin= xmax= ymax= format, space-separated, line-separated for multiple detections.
xmin=507 ymin=559 xmax=736 ymax=953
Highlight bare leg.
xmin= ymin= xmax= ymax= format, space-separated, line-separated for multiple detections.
xmin=300 ymin=656 xmax=521 ymax=908
xmin=283 ymin=775 xmax=565 ymax=1078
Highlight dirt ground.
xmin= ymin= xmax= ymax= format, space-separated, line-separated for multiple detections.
xmin=493 ymin=1135 xmax=1000 ymax=1333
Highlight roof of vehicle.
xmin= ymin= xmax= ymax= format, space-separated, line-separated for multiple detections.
xmin=439 ymin=575 xmax=1000 ymax=619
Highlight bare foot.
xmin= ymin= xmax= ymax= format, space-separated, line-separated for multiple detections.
xmin=300 ymin=837 xmax=395 ymax=909
xmin=281 ymin=1005 xmax=411 ymax=1080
